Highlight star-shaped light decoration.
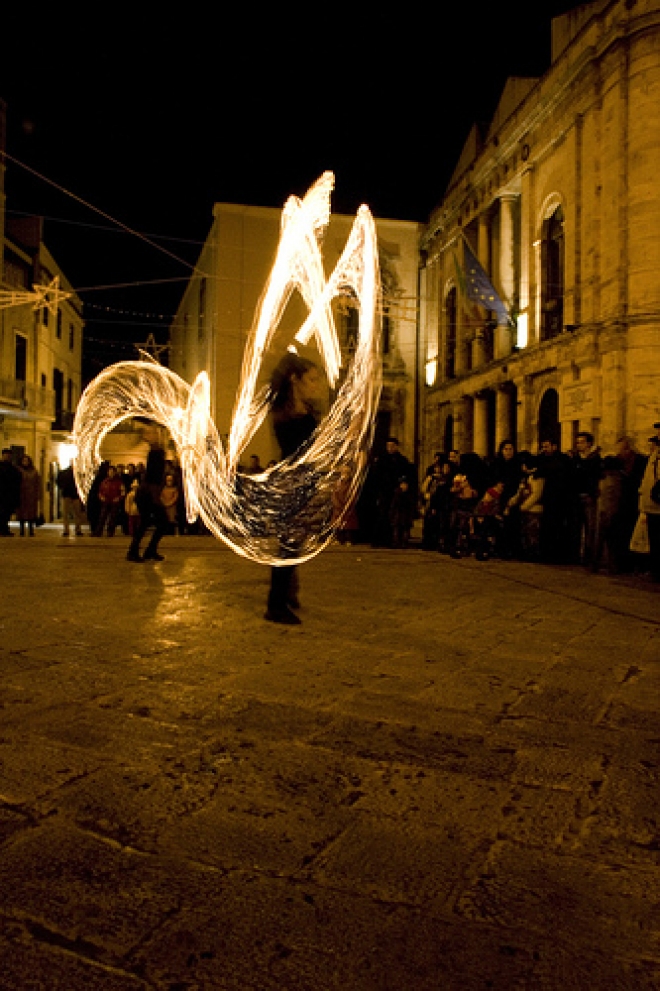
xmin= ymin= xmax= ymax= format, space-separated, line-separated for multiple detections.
xmin=0 ymin=275 xmax=72 ymax=314
xmin=30 ymin=276 xmax=72 ymax=316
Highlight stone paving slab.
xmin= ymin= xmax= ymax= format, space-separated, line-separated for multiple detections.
xmin=0 ymin=529 xmax=659 ymax=989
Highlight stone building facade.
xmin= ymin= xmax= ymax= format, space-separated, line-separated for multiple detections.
xmin=419 ymin=0 xmax=660 ymax=468
xmin=169 ymin=200 xmax=420 ymax=467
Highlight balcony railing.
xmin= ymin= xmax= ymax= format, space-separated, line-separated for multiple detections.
xmin=0 ymin=377 xmax=57 ymax=417
xmin=53 ymin=410 xmax=75 ymax=431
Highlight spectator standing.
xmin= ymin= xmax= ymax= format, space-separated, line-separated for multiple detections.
xmin=423 ymin=452 xmax=444 ymax=480
xmin=86 ymin=461 xmax=109 ymax=535
xmin=506 ymin=456 xmax=544 ymax=561
xmin=0 ymin=449 xmax=21 ymax=536
xmin=371 ymin=437 xmax=416 ymax=547
xmin=57 ymin=461 xmax=84 ymax=536
xmin=94 ymin=465 xmax=124 ymax=537
xmin=638 ymin=434 xmax=660 ymax=582
xmin=570 ymin=431 xmax=602 ymax=566
xmin=592 ymin=455 xmax=624 ymax=574
xmin=491 ymin=440 xmax=523 ymax=506
xmin=616 ymin=436 xmax=648 ymax=571
xmin=389 ymin=476 xmax=416 ymax=548
xmin=18 ymin=455 xmax=41 ymax=536
xmin=537 ymin=438 xmax=573 ymax=563
xmin=160 ymin=472 xmax=180 ymax=534
xmin=421 ymin=461 xmax=452 ymax=551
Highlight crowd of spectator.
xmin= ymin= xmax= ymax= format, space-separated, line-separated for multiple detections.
xmin=3 ymin=426 xmax=660 ymax=584
xmin=410 ymin=430 xmax=658 ymax=579
xmin=66 ymin=457 xmax=189 ymax=540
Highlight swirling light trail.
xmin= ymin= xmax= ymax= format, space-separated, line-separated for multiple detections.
xmin=73 ymin=173 xmax=381 ymax=566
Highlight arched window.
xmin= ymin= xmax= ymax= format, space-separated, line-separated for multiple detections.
xmin=540 ymin=205 xmax=564 ymax=341
xmin=444 ymin=414 xmax=454 ymax=453
xmin=445 ymin=287 xmax=457 ymax=380
xmin=538 ymin=387 xmax=559 ymax=447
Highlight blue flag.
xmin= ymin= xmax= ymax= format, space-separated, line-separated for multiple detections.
xmin=462 ymin=240 xmax=512 ymax=327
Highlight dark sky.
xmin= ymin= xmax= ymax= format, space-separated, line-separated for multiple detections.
xmin=0 ymin=4 xmax=580 ymax=377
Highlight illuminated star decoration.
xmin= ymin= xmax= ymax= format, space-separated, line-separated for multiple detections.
xmin=0 ymin=276 xmax=72 ymax=314
xmin=72 ymin=173 xmax=382 ymax=566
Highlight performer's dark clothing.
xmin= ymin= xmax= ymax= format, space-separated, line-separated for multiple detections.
xmin=274 ymin=413 xmax=317 ymax=458
xmin=128 ymin=446 xmax=168 ymax=560
xmin=267 ymin=411 xmax=317 ymax=617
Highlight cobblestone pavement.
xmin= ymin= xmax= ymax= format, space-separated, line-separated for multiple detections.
xmin=1 ymin=526 xmax=659 ymax=990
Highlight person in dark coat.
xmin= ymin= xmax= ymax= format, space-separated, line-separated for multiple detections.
xmin=86 ymin=461 xmax=109 ymax=536
xmin=615 ymin=436 xmax=648 ymax=571
xmin=126 ymin=426 xmax=169 ymax=562
xmin=490 ymin=440 xmax=523 ymax=558
xmin=420 ymin=461 xmax=452 ymax=551
xmin=536 ymin=437 xmax=573 ymax=563
xmin=371 ymin=437 xmax=416 ymax=547
xmin=389 ymin=476 xmax=416 ymax=548
xmin=18 ymin=454 xmax=41 ymax=536
xmin=592 ymin=455 xmax=624 ymax=573
xmin=265 ymin=352 xmax=322 ymax=625
xmin=570 ymin=431 xmax=602 ymax=566
xmin=0 ymin=449 xmax=21 ymax=536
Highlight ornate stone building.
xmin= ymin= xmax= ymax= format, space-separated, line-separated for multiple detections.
xmin=169 ymin=200 xmax=420 ymax=466
xmin=419 ymin=0 xmax=660 ymax=467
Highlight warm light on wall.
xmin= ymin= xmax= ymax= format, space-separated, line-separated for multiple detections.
xmin=516 ymin=313 xmax=528 ymax=349
xmin=425 ymin=358 xmax=438 ymax=387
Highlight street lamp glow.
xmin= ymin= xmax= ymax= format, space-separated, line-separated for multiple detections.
xmin=516 ymin=312 xmax=528 ymax=349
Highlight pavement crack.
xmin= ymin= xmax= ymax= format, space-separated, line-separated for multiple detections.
xmin=21 ymin=917 xmax=158 ymax=987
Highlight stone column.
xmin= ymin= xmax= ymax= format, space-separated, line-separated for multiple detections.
xmin=452 ymin=398 xmax=467 ymax=455
xmin=472 ymin=334 xmax=486 ymax=369
xmin=473 ymin=392 xmax=489 ymax=457
xmin=495 ymin=385 xmax=513 ymax=449
xmin=471 ymin=214 xmax=490 ymax=370
xmin=495 ymin=194 xmax=516 ymax=360
xmin=478 ymin=213 xmax=490 ymax=271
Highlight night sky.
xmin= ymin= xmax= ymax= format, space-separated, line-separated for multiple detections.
xmin=1 ymin=4 xmax=579 ymax=378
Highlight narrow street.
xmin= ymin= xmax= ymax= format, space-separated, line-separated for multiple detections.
xmin=1 ymin=529 xmax=659 ymax=990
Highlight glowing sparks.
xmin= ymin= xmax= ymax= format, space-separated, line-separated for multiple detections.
xmin=73 ymin=173 xmax=382 ymax=566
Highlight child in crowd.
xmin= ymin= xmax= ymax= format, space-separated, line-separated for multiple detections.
xmin=448 ymin=473 xmax=479 ymax=557
xmin=473 ymin=481 xmax=505 ymax=560
xmin=389 ymin=476 xmax=416 ymax=548
xmin=160 ymin=472 xmax=180 ymax=534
